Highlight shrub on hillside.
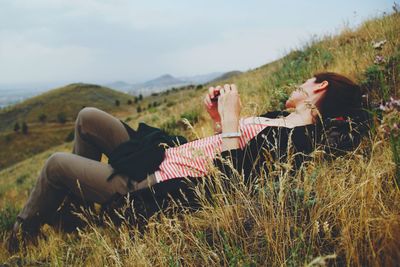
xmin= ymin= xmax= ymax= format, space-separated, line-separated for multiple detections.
xmin=22 ymin=122 xmax=28 ymax=135
xmin=166 ymin=101 xmax=176 ymax=107
xmin=57 ymin=112 xmax=67 ymax=124
xmin=38 ymin=113 xmax=47 ymax=123
xmin=161 ymin=117 xmax=185 ymax=136
xmin=15 ymin=174 xmax=28 ymax=185
xmin=13 ymin=122 xmax=20 ymax=132
xmin=361 ymin=51 xmax=399 ymax=102
xmin=0 ymin=204 xmax=18 ymax=233
xmin=65 ymin=130 xmax=75 ymax=142
xmin=4 ymin=134 xmax=12 ymax=143
xmin=180 ymin=110 xmax=200 ymax=125
xmin=379 ymin=97 xmax=400 ymax=184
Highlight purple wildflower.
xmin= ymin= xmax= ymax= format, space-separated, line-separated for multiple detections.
xmin=374 ymin=55 xmax=386 ymax=64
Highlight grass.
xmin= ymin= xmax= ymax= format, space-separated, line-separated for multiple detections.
xmin=0 ymin=11 xmax=399 ymax=266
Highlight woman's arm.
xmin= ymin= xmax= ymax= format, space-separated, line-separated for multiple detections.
xmin=217 ymin=84 xmax=241 ymax=151
xmin=211 ymin=84 xmax=244 ymax=181
xmin=204 ymin=84 xmax=243 ymax=180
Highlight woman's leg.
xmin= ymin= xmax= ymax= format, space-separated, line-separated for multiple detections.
xmin=54 ymin=107 xmax=134 ymax=230
xmin=8 ymin=152 xmax=132 ymax=252
xmin=7 ymin=108 xmax=133 ymax=252
xmin=72 ymin=107 xmax=131 ymax=159
xmin=18 ymin=152 xmax=131 ymax=224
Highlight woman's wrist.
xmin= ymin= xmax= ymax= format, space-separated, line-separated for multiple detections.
xmin=221 ymin=117 xmax=240 ymax=133
xmin=221 ymin=119 xmax=240 ymax=150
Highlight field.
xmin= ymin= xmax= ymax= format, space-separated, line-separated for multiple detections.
xmin=0 ymin=12 xmax=399 ymax=266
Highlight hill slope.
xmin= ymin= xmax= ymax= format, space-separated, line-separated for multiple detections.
xmin=0 ymin=83 xmax=134 ymax=131
xmin=0 ymin=12 xmax=399 ymax=266
xmin=0 ymin=83 xmax=136 ymax=169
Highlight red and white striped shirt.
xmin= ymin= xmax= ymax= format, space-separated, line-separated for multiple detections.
xmin=154 ymin=117 xmax=273 ymax=182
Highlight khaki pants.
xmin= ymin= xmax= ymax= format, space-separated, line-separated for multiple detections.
xmin=18 ymin=107 xmax=157 ymax=226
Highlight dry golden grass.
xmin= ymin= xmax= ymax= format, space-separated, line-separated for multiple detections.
xmin=0 ymin=12 xmax=399 ymax=266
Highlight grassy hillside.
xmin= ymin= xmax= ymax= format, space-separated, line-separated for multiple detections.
xmin=0 ymin=84 xmax=138 ymax=169
xmin=0 ymin=83 xmax=134 ymax=131
xmin=0 ymin=12 xmax=399 ymax=266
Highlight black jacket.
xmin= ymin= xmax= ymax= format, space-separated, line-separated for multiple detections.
xmin=110 ymin=111 xmax=369 ymax=223
xmin=107 ymin=122 xmax=187 ymax=188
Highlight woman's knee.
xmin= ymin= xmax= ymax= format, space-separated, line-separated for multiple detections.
xmin=44 ymin=152 xmax=70 ymax=181
xmin=75 ymin=107 xmax=102 ymax=134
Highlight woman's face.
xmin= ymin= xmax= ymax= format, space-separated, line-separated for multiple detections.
xmin=285 ymin=77 xmax=322 ymax=109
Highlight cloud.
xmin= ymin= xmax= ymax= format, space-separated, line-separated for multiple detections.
xmin=0 ymin=31 xmax=97 ymax=83
xmin=161 ymin=27 xmax=318 ymax=75
xmin=0 ymin=0 xmax=393 ymax=84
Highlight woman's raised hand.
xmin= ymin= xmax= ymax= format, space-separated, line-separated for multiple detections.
xmin=204 ymin=86 xmax=222 ymax=123
xmin=217 ymin=84 xmax=241 ymax=132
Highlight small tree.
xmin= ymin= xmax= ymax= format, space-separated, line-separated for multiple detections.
xmin=127 ymin=99 xmax=132 ymax=105
xmin=22 ymin=122 xmax=28 ymax=135
xmin=65 ymin=131 xmax=74 ymax=142
xmin=14 ymin=122 xmax=20 ymax=132
xmin=115 ymin=99 xmax=120 ymax=106
xmin=57 ymin=112 xmax=67 ymax=124
xmin=138 ymin=94 xmax=143 ymax=101
xmin=136 ymin=106 xmax=142 ymax=113
xmin=134 ymin=97 xmax=139 ymax=103
xmin=38 ymin=113 xmax=47 ymax=123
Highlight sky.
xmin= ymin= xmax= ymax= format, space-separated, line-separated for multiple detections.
xmin=0 ymin=0 xmax=394 ymax=86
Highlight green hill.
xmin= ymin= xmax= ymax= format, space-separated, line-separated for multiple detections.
xmin=0 ymin=83 xmax=136 ymax=169
xmin=0 ymin=83 xmax=134 ymax=131
xmin=0 ymin=12 xmax=399 ymax=266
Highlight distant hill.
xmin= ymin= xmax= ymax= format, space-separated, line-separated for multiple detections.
xmin=105 ymin=81 xmax=133 ymax=92
xmin=0 ymin=83 xmax=133 ymax=131
xmin=133 ymin=74 xmax=186 ymax=89
xmin=179 ymin=72 xmax=223 ymax=84
xmin=106 ymin=72 xmax=224 ymax=95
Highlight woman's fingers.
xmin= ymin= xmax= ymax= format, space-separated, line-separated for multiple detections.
xmin=206 ymin=87 xmax=218 ymax=106
xmin=208 ymin=86 xmax=214 ymax=97
xmin=208 ymin=84 xmax=238 ymax=107
xmin=224 ymin=84 xmax=231 ymax=92
xmin=204 ymin=95 xmax=211 ymax=107
xmin=230 ymin=84 xmax=237 ymax=93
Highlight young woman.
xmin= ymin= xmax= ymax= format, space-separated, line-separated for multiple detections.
xmin=7 ymin=72 xmax=368 ymax=252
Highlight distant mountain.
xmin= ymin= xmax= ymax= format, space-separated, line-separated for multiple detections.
xmin=135 ymin=74 xmax=185 ymax=88
xmin=179 ymin=72 xmax=223 ymax=84
xmin=105 ymin=81 xmax=133 ymax=92
xmin=105 ymin=72 xmax=230 ymax=96
xmin=127 ymin=74 xmax=186 ymax=96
